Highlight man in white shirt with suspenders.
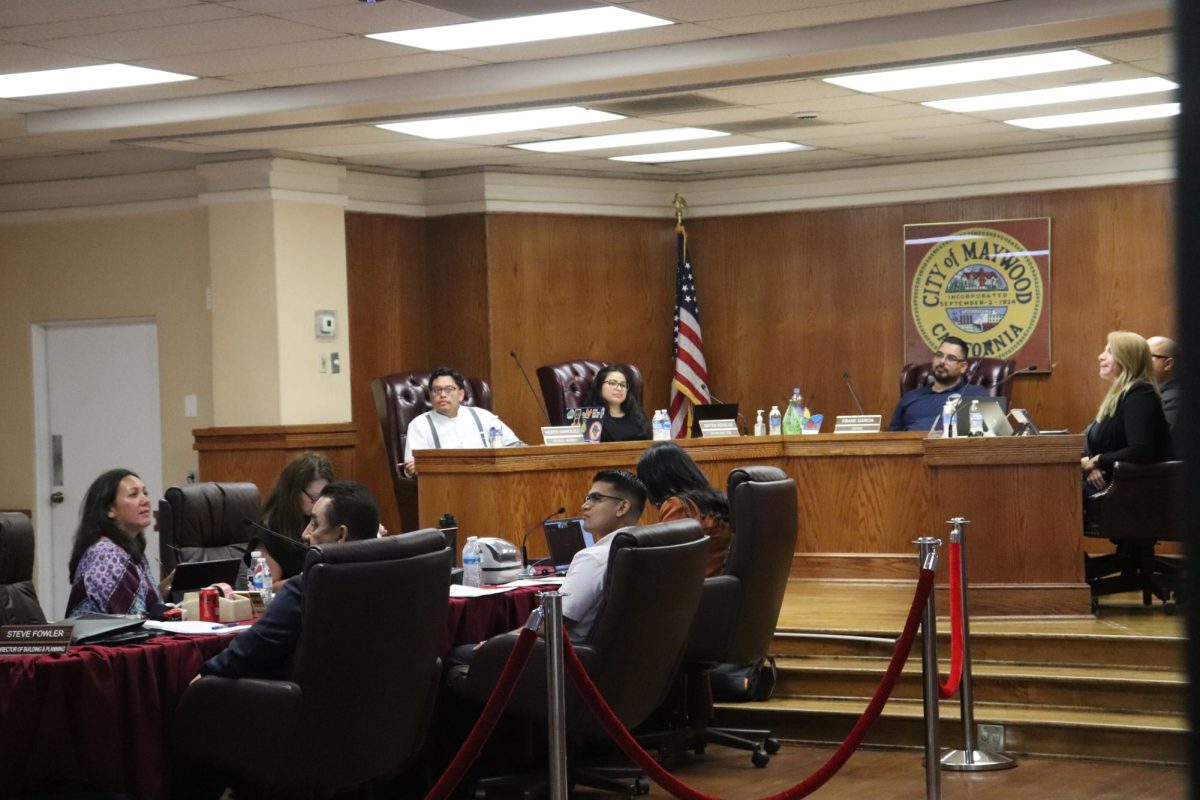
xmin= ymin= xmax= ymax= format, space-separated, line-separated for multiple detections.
xmin=403 ymin=366 xmax=523 ymax=477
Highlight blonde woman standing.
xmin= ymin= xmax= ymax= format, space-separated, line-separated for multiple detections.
xmin=1081 ymin=331 xmax=1171 ymax=492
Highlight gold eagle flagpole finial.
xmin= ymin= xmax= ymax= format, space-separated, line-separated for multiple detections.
xmin=672 ymin=193 xmax=687 ymax=228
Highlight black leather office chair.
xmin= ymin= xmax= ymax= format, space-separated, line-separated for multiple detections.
xmin=460 ymin=520 xmax=709 ymax=796
xmin=371 ymin=370 xmax=493 ymax=530
xmin=0 ymin=512 xmax=46 ymax=625
xmin=1083 ymin=460 xmax=1184 ymax=611
xmin=899 ymin=357 xmax=1016 ymax=403
xmin=174 ymin=530 xmax=452 ymax=797
xmin=158 ymin=482 xmax=261 ymax=589
xmin=639 ymin=466 xmax=798 ymax=767
xmin=536 ymin=359 xmax=645 ymax=427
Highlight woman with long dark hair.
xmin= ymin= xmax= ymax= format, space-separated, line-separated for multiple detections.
xmin=585 ymin=364 xmax=652 ymax=442
xmin=66 ymin=468 xmax=161 ymax=617
xmin=636 ymin=441 xmax=731 ymax=575
xmin=255 ymin=451 xmax=335 ymax=589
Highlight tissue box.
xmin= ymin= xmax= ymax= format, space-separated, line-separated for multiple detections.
xmin=234 ymin=590 xmax=267 ymax=616
xmin=218 ymin=595 xmax=253 ymax=622
xmin=180 ymin=591 xmax=201 ymax=622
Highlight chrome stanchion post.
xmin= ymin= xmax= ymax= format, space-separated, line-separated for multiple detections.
xmin=916 ymin=536 xmax=942 ymax=800
xmin=939 ymin=518 xmax=1016 ymax=772
xmin=540 ymin=591 xmax=570 ymax=800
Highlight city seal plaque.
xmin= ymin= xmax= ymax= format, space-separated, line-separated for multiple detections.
xmin=904 ymin=218 xmax=1050 ymax=369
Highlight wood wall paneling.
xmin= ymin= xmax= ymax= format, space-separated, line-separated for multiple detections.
xmin=343 ymin=182 xmax=1173 ymax=556
xmin=346 ymin=213 xmax=428 ymax=534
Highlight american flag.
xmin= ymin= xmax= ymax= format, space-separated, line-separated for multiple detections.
xmin=670 ymin=226 xmax=711 ymax=437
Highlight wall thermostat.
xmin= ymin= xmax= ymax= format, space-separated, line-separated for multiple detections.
xmin=315 ymin=310 xmax=337 ymax=339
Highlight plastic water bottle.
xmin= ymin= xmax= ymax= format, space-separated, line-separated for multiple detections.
xmin=654 ymin=410 xmax=670 ymax=441
xmin=754 ymin=409 xmax=765 ymax=436
xmin=249 ymin=550 xmax=273 ymax=605
xmin=941 ymin=400 xmax=957 ymax=438
xmin=782 ymin=388 xmax=805 ymax=435
xmin=768 ymin=405 xmax=782 ymax=436
xmin=969 ymin=399 xmax=985 ymax=437
xmin=463 ymin=536 xmax=483 ymax=588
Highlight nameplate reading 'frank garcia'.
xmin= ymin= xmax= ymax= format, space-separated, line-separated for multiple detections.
xmin=903 ymin=218 xmax=1051 ymax=372
xmin=1 ymin=624 xmax=73 ymax=656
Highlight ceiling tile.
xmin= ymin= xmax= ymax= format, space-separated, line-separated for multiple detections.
xmin=220 ymin=51 xmax=483 ymax=87
xmin=31 ymin=16 xmax=337 ymax=61
xmin=0 ymin=0 xmax=194 ymax=28
xmin=4 ymin=4 xmax=247 ymax=43
xmin=0 ymin=43 xmax=105 ymax=72
xmin=136 ymin=35 xmax=398 ymax=78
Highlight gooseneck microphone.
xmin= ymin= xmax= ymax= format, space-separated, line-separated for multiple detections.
xmin=993 ymin=364 xmax=1038 ymax=391
xmin=520 ymin=506 xmax=566 ymax=572
xmin=511 ymin=350 xmax=552 ymax=425
xmin=842 ymin=372 xmax=866 ymax=415
xmin=244 ymin=518 xmax=310 ymax=550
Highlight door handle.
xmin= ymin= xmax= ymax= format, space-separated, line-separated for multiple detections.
xmin=50 ymin=491 xmax=64 ymax=505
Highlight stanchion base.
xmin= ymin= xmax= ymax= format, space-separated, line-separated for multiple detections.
xmin=940 ymin=749 xmax=1016 ymax=771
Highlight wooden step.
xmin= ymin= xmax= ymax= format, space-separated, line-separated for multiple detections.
xmin=773 ymin=629 xmax=1185 ymax=670
xmin=773 ymin=655 xmax=1187 ymax=715
xmin=713 ymin=697 xmax=1188 ymax=764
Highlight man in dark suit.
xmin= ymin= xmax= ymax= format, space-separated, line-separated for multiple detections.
xmin=1148 ymin=336 xmax=1180 ymax=430
xmin=199 ymin=481 xmax=379 ymax=680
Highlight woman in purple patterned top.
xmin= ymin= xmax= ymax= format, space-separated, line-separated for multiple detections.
xmin=66 ymin=469 xmax=161 ymax=617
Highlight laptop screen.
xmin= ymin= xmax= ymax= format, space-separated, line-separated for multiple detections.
xmin=543 ymin=517 xmax=594 ymax=571
xmin=690 ymin=403 xmax=739 ymax=437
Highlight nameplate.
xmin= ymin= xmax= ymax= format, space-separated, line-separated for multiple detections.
xmin=541 ymin=426 xmax=585 ymax=446
xmin=834 ymin=415 xmax=883 ymax=434
xmin=698 ymin=419 xmax=739 ymax=438
xmin=0 ymin=624 xmax=73 ymax=656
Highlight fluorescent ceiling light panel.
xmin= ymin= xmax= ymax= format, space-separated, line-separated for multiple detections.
xmin=377 ymin=106 xmax=624 ymax=139
xmin=612 ymin=142 xmax=810 ymax=163
xmin=1006 ymin=102 xmax=1180 ymax=129
xmin=0 ymin=64 xmax=195 ymax=98
xmin=366 ymin=7 xmax=672 ymax=51
xmin=512 ymin=128 xmax=727 ymax=153
xmin=925 ymin=77 xmax=1178 ymax=112
xmin=824 ymin=50 xmax=1108 ymax=93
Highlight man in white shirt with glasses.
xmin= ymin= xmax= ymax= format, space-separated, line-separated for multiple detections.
xmin=404 ymin=366 xmax=523 ymax=477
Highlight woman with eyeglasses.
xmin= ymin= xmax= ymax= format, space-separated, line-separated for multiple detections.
xmin=1081 ymin=331 xmax=1171 ymax=493
xmin=253 ymin=451 xmax=335 ymax=590
xmin=636 ymin=441 xmax=731 ymax=576
xmin=585 ymin=364 xmax=652 ymax=442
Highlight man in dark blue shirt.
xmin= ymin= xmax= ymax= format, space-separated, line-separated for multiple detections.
xmin=888 ymin=336 xmax=988 ymax=432
xmin=199 ymin=481 xmax=379 ymax=680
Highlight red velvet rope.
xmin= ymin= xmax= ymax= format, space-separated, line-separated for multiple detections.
xmin=564 ymin=568 xmax=938 ymax=800
xmin=938 ymin=541 xmax=963 ymax=700
xmin=424 ymin=627 xmax=539 ymax=800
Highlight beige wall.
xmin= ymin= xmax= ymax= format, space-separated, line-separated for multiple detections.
xmin=0 ymin=208 xmax=213 ymax=515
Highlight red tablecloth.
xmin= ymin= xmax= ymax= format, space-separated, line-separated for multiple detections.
xmin=0 ymin=632 xmax=234 ymax=799
xmin=0 ymin=585 xmax=553 ymax=798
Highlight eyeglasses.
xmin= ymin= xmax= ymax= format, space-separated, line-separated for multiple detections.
xmin=931 ymin=352 xmax=964 ymax=364
xmin=302 ymin=488 xmax=321 ymax=504
xmin=430 ymin=385 xmax=461 ymax=396
xmin=583 ymin=491 xmax=625 ymax=505
xmin=1151 ymin=354 xmax=1171 ymax=360
xmin=602 ymin=380 xmax=628 ymax=390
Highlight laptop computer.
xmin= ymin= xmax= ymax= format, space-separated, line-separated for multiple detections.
xmin=169 ymin=557 xmax=243 ymax=596
xmin=67 ymin=613 xmax=149 ymax=644
xmin=690 ymin=403 xmax=740 ymax=437
xmin=954 ymin=396 xmax=1012 ymax=437
xmin=543 ymin=517 xmax=594 ymax=572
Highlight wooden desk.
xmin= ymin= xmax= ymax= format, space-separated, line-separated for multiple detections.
xmin=416 ymin=433 xmax=1088 ymax=615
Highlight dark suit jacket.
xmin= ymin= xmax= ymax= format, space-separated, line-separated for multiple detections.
xmin=201 ymin=575 xmax=303 ymax=680
xmin=1160 ymin=378 xmax=1181 ymax=430
xmin=1084 ymin=381 xmax=1172 ymax=472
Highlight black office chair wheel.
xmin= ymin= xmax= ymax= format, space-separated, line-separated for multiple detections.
xmin=1090 ymin=597 xmax=1100 ymax=615
xmin=751 ymin=749 xmax=770 ymax=768
xmin=763 ymin=737 xmax=781 ymax=755
xmin=691 ymin=742 xmax=706 ymax=756
xmin=1164 ymin=600 xmax=1177 ymax=615
xmin=635 ymin=777 xmax=651 ymax=795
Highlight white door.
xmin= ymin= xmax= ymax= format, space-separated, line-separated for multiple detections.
xmin=34 ymin=319 xmax=163 ymax=621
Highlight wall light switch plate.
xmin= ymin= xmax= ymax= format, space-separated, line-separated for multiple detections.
xmin=330 ymin=352 xmax=341 ymax=374
xmin=318 ymin=354 xmax=330 ymax=373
